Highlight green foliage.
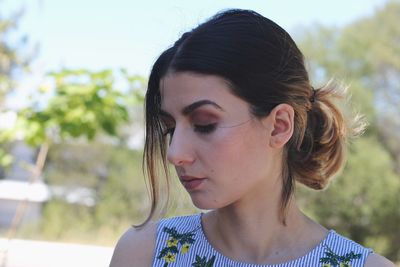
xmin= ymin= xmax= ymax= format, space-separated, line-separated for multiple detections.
xmin=339 ymin=1 xmax=400 ymax=174
xmin=301 ymin=25 xmax=342 ymax=83
xmin=31 ymin=141 xmax=197 ymax=244
xmin=0 ymin=4 xmax=31 ymax=169
xmin=0 ymin=150 xmax=12 ymax=167
xmin=120 ymin=68 xmax=146 ymax=104
xmin=300 ymin=1 xmax=400 ymax=173
xmin=0 ymin=117 xmax=15 ymax=170
xmin=0 ymin=6 xmax=29 ymax=100
xmin=338 ymin=1 xmax=400 ymax=76
xmin=17 ymin=69 xmax=130 ymax=146
xmin=40 ymin=200 xmax=94 ymax=240
xmin=45 ymin=142 xmax=113 ymax=187
xmin=297 ymin=3 xmax=400 ymax=260
xmin=301 ymin=1 xmax=400 ymax=85
xmin=298 ymin=136 xmax=400 ymax=259
xmin=34 ymin=142 xmax=144 ymax=243
xmin=94 ymin=145 xmax=149 ymax=227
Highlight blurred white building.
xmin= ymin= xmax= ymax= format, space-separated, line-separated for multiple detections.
xmin=0 ymin=141 xmax=48 ymax=228
xmin=0 ymin=180 xmax=50 ymax=227
xmin=0 ymin=141 xmax=95 ymax=229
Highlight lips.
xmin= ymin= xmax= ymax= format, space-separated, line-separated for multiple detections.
xmin=179 ymin=176 xmax=206 ymax=190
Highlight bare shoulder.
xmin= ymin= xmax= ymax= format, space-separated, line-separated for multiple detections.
xmin=109 ymin=221 xmax=158 ymax=267
xmin=364 ymin=253 xmax=396 ymax=267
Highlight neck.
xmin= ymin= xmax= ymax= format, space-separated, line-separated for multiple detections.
xmin=202 ymin=198 xmax=326 ymax=264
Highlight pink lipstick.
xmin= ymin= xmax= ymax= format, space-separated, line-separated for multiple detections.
xmin=180 ymin=176 xmax=206 ymax=190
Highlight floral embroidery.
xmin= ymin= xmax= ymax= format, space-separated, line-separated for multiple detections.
xmin=192 ymin=255 xmax=216 ymax=267
xmin=181 ymin=243 xmax=190 ymax=254
xmin=157 ymin=226 xmax=197 ymax=266
xmin=320 ymin=245 xmax=362 ymax=267
xmin=163 ymin=252 xmax=176 ymax=263
xmin=167 ymin=238 xmax=179 ymax=247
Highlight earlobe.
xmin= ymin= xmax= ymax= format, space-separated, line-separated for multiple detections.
xmin=269 ymin=104 xmax=294 ymax=148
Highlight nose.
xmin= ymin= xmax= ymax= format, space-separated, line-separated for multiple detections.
xmin=166 ymin=126 xmax=195 ymax=166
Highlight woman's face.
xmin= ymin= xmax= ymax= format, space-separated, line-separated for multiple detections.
xmin=160 ymin=72 xmax=284 ymax=210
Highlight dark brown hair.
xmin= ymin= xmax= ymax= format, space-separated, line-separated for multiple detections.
xmin=139 ymin=9 xmax=365 ymax=227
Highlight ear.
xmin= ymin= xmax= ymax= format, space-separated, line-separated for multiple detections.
xmin=268 ymin=104 xmax=294 ymax=148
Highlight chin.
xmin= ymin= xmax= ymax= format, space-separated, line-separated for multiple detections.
xmin=191 ymin=200 xmax=216 ymax=210
xmin=189 ymin=194 xmax=226 ymax=210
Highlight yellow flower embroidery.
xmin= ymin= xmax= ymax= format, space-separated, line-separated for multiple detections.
xmin=163 ymin=252 xmax=176 ymax=263
xmin=167 ymin=238 xmax=178 ymax=247
xmin=158 ymin=226 xmax=197 ymax=265
xmin=181 ymin=243 xmax=190 ymax=254
xmin=322 ymin=264 xmax=331 ymax=267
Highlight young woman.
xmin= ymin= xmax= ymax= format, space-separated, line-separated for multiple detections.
xmin=110 ymin=9 xmax=395 ymax=267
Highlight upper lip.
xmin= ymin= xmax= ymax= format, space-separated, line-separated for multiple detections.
xmin=180 ymin=176 xmax=205 ymax=182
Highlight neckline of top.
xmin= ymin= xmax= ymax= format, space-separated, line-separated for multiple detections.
xmin=195 ymin=212 xmax=335 ymax=267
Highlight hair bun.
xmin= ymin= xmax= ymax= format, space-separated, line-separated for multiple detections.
xmin=288 ymin=81 xmax=367 ymax=190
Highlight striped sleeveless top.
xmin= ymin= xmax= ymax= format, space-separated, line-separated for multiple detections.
xmin=152 ymin=213 xmax=372 ymax=267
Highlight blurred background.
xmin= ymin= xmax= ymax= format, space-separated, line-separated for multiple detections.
xmin=0 ymin=0 xmax=399 ymax=266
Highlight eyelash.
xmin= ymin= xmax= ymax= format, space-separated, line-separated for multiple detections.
xmin=194 ymin=123 xmax=217 ymax=134
xmin=163 ymin=123 xmax=217 ymax=137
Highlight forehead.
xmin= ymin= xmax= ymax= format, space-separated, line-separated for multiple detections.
xmin=160 ymin=72 xmax=239 ymax=110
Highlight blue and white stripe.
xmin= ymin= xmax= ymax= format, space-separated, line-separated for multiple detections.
xmin=151 ymin=213 xmax=372 ymax=267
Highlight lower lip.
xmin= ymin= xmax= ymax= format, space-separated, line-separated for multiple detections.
xmin=182 ymin=179 xmax=205 ymax=190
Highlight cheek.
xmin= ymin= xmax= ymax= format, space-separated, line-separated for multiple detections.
xmin=199 ymin=128 xmax=257 ymax=173
xmin=203 ymin=126 xmax=272 ymax=179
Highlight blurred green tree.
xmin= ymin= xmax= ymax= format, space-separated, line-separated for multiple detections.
xmin=8 ymin=69 xmax=138 ymax=244
xmin=301 ymin=0 xmax=400 ymax=170
xmin=0 ymin=5 xmax=31 ymax=168
xmin=18 ymin=69 xmax=130 ymax=145
xmin=297 ymin=0 xmax=400 ymax=261
xmin=35 ymin=141 xmax=197 ymax=244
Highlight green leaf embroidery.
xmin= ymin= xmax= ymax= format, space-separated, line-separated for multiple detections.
xmin=192 ymin=255 xmax=216 ymax=267
xmin=319 ymin=245 xmax=362 ymax=267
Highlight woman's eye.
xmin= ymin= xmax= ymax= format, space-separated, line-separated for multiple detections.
xmin=162 ymin=124 xmax=216 ymax=138
xmin=193 ymin=124 xmax=217 ymax=134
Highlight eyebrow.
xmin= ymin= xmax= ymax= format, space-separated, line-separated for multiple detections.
xmin=159 ymin=100 xmax=224 ymax=117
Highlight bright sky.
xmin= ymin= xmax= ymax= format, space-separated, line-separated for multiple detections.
xmin=4 ymin=0 xmax=388 ymax=77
